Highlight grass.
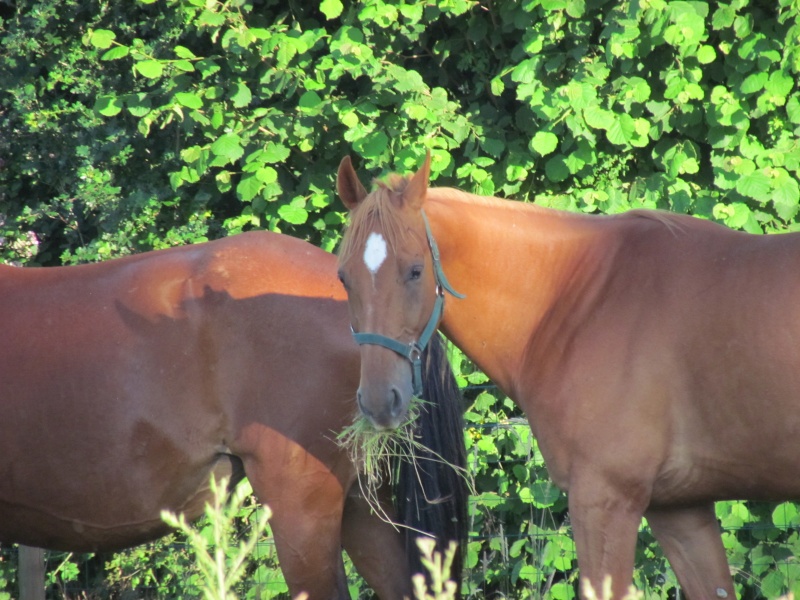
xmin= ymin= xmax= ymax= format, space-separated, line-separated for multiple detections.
xmin=335 ymin=396 xmax=472 ymax=534
xmin=335 ymin=395 xmax=426 ymax=492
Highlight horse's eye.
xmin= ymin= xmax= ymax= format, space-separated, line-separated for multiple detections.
xmin=337 ymin=270 xmax=348 ymax=289
xmin=409 ymin=265 xmax=423 ymax=281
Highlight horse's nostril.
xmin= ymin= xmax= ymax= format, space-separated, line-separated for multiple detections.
xmin=356 ymin=389 xmax=372 ymax=419
xmin=390 ymin=387 xmax=404 ymax=419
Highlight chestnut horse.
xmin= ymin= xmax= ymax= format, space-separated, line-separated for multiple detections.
xmin=336 ymin=152 xmax=800 ymax=599
xmin=0 ymin=230 xmax=466 ymax=599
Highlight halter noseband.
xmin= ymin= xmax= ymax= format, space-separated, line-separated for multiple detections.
xmin=351 ymin=211 xmax=465 ymax=397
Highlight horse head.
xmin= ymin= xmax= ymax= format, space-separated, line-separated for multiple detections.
xmin=336 ymin=152 xmax=447 ymax=430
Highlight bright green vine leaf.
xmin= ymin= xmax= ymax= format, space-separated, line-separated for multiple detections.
xmin=320 ymin=0 xmax=343 ymax=20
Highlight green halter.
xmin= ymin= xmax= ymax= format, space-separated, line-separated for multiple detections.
xmin=352 ymin=210 xmax=465 ymax=397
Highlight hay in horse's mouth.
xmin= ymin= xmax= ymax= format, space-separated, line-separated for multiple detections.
xmin=336 ymin=396 xmax=425 ymax=492
xmin=336 ymin=396 xmax=470 ymax=532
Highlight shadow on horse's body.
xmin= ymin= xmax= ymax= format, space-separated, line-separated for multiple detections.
xmin=0 ymin=230 xmax=466 ymax=599
xmin=336 ymin=153 xmax=800 ymax=599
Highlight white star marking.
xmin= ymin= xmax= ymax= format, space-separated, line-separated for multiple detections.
xmin=363 ymin=232 xmax=388 ymax=275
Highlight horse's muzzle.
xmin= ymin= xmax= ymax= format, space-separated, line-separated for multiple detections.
xmin=356 ymin=386 xmax=407 ymax=430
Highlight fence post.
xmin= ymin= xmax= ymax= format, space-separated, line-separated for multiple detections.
xmin=18 ymin=545 xmax=45 ymax=600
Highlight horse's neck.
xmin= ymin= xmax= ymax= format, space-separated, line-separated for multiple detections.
xmin=426 ymin=191 xmax=616 ymax=398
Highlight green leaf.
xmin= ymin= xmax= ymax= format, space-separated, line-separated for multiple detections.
xmin=545 ymin=155 xmax=570 ymax=182
xmin=550 ymin=582 xmax=576 ymax=600
xmin=175 ymin=92 xmax=203 ymax=109
xmin=360 ymin=1 xmax=400 ymax=27
xmin=740 ymin=71 xmax=767 ymax=94
xmin=765 ymin=70 xmax=794 ymax=100
xmin=355 ymin=131 xmax=388 ymax=158
xmin=210 ymin=133 xmax=244 ymax=163
xmin=735 ymin=170 xmax=771 ymax=202
xmin=278 ymin=204 xmax=309 ymax=225
xmin=606 ymin=113 xmax=635 ymax=146
xmin=405 ymin=104 xmax=428 ymax=120
xmin=386 ymin=65 xmax=426 ymax=93
xmin=230 ymin=82 xmax=253 ymax=108
xmin=298 ymin=90 xmax=323 ymax=112
xmin=481 ymin=137 xmax=505 ymax=158
xmin=319 ymin=0 xmax=344 ymax=19
xmin=772 ymin=502 xmax=800 ymax=528
xmin=712 ymin=4 xmax=736 ymax=29
xmin=198 ymin=9 xmax=225 ymax=27
xmin=583 ymin=105 xmax=615 ymax=130
xmin=93 ymin=95 xmax=123 ymax=117
xmin=760 ymin=570 xmax=787 ymax=600
xmin=566 ymin=0 xmax=585 ymax=18
xmin=101 ymin=46 xmax=129 ymax=61
xmin=772 ymin=169 xmax=800 ymax=221
xmin=135 ymin=60 xmax=164 ymax=79
xmin=788 ymin=96 xmax=800 ymax=124
xmin=88 ymin=29 xmax=116 ymax=49
xmin=181 ymin=146 xmax=203 ymax=163
xmin=518 ymin=564 xmax=540 ymax=583
xmin=174 ymin=45 xmax=196 ymax=59
xmin=697 ymin=45 xmax=716 ymax=64
xmin=262 ymin=142 xmax=290 ymax=164
xmin=173 ymin=60 xmax=194 ymax=73
xmin=525 ymin=482 xmax=562 ymax=508
xmin=197 ymin=58 xmax=221 ymax=79
xmin=542 ymin=534 xmax=576 ymax=570
xmin=531 ymin=131 xmax=558 ymax=156
xmin=511 ymin=58 xmax=538 ymax=84
xmin=490 ymin=76 xmax=505 ymax=96
xmin=125 ymin=93 xmax=151 ymax=117
xmin=237 ymin=174 xmax=262 ymax=202
xmin=713 ymin=202 xmax=753 ymax=230
xmin=256 ymin=167 xmax=278 ymax=184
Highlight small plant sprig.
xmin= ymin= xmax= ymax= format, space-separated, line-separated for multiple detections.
xmin=160 ymin=477 xmax=270 ymax=600
xmin=581 ymin=576 xmax=644 ymax=600
xmin=412 ymin=538 xmax=459 ymax=600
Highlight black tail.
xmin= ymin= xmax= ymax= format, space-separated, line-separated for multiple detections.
xmin=394 ymin=332 xmax=468 ymax=595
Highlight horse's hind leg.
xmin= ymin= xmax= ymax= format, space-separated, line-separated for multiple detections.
xmin=645 ymin=504 xmax=734 ymax=600
xmin=243 ymin=453 xmax=350 ymax=600
xmin=341 ymin=482 xmax=411 ymax=600
xmin=260 ymin=491 xmax=349 ymax=599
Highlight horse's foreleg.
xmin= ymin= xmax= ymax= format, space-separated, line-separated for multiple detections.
xmin=341 ymin=482 xmax=411 ymax=600
xmin=568 ymin=475 xmax=646 ymax=599
xmin=645 ymin=504 xmax=734 ymax=600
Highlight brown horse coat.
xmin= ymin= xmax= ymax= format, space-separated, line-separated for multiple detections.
xmin=336 ymin=153 xmax=800 ymax=599
xmin=1 ymin=231 xmax=410 ymax=599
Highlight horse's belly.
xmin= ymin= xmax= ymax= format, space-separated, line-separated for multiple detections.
xmin=650 ymin=443 xmax=800 ymax=506
xmin=0 ymin=452 xmax=239 ymax=552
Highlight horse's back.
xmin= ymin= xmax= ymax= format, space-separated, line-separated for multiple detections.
xmin=0 ymin=232 xmax=355 ymax=550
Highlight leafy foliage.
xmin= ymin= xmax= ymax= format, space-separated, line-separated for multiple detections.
xmin=4 ymin=0 xmax=800 ymax=267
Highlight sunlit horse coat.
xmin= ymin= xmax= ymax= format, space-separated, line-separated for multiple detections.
xmin=1 ymin=230 xmax=466 ymax=599
xmin=336 ymin=152 xmax=800 ymax=599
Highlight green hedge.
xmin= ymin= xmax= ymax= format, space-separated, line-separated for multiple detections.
xmin=4 ymin=0 xmax=799 ymax=266
xmin=2 ymin=0 xmax=800 ymax=597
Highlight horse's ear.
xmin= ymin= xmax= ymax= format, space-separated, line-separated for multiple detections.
xmin=337 ymin=156 xmax=368 ymax=211
xmin=403 ymin=150 xmax=431 ymax=210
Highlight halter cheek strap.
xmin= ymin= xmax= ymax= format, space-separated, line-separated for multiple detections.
xmin=351 ymin=210 xmax=465 ymax=397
